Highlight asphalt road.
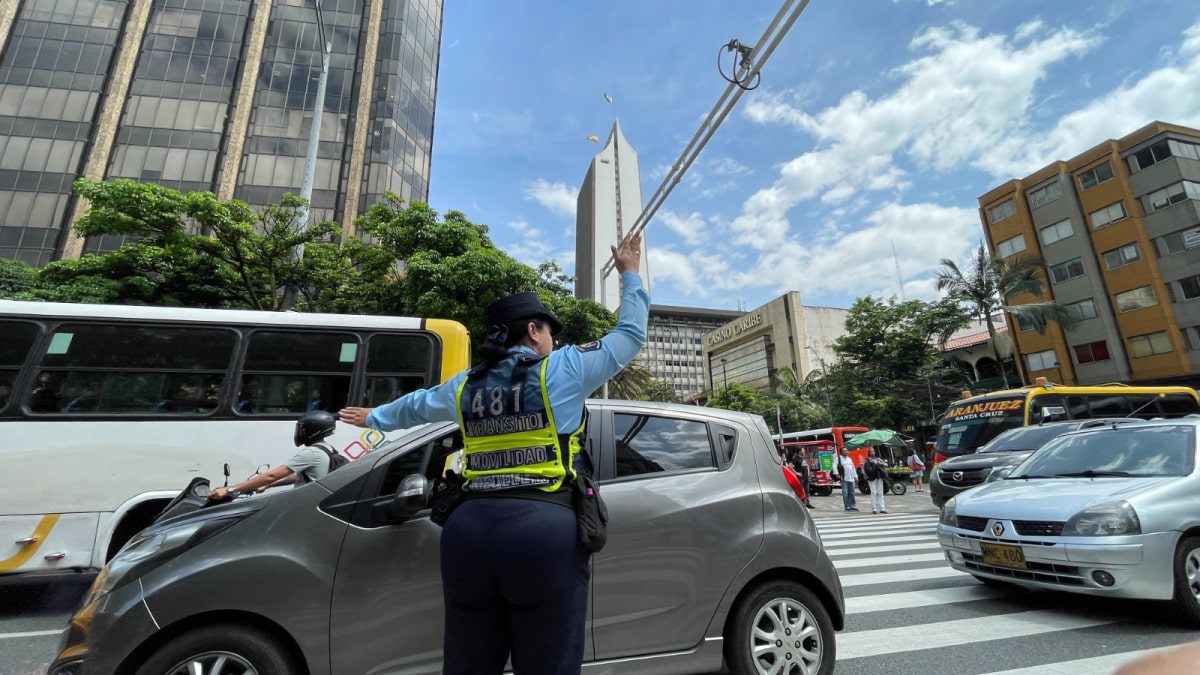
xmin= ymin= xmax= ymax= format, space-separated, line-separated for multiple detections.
xmin=0 ymin=572 xmax=93 ymax=675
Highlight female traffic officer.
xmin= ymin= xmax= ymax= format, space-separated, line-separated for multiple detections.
xmin=338 ymin=232 xmax=647 ymax=675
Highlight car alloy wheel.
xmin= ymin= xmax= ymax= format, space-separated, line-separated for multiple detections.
xmin=750 ymin=598 xmax=822 ymax=675
xmin=1186 ymin=546 xmax=1200 ymax=601
xmin=1171 ymin=536 xmax=1200 ymax=627
xmin=163 ymin=651 xmax=257 ymax=675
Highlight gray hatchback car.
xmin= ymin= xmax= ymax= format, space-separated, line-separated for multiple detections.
xmin=51 ymin=400 xmax=844 ymax=675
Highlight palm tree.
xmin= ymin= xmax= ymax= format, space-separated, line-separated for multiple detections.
xmin=935 ymin=243 xmax=1074 ymax=388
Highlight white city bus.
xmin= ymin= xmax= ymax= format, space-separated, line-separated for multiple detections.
xmin=0 ymin=300 xmax=470 ymax=575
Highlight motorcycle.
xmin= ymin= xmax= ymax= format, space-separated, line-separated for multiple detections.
xmin=153 ymin=463 xmax=264 ymax=525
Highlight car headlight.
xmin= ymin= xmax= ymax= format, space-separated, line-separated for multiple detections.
xmin=986 ymin=466 xmax=1015 ymax=483
xmin=940 ymin=497 xmax=957 ymax=527
xmin=1064 ymin=501 xmax=1141 ymax=536
xmin=87 ymin=516 xmax=242 ymax=603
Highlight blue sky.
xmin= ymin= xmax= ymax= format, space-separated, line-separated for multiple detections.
xmin=428 ymin=0 xmax=1200 ymax=311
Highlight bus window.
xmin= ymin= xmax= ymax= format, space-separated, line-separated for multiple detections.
xmin=237 ymin=331 xmax=357 ymax=415
xmin=1090 ymin=395 xmax=1133 ymax=417
xmin=1127 ymin=394 xmax=1159 ymax=418
xmin=1 ymin=320 xmax=39 ymax=412
xmin=1067 ymin=396 xmax=1090 ymax=419
xmin=1160 ymin=394 xmax=1200 ymax=417
xmin=362 ymin=333 xmax=434 ymax=407
xmin=28 ymin=323 xmax=234 ymax=415
xmin=1029 ymin=395 xmax=1065 ymax=421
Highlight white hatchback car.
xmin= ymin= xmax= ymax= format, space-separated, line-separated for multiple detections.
xmin=937 ymin=418 xmax=1200 ymax=624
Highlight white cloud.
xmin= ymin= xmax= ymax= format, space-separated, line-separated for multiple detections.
xmin=750 ymin=202 xmax=981 ymax=299
xmin=505 ymin=217 xmax=554 ymax=266
xmin=647 ymin=247 xmax=738 ymax=298
xmin=990 ymin=21 xmax=1200 ymax=175
xmin=707 ymin=156 xmax=753 ymax=177
xmin=656 ymin=210 xmax=707 ymax=245
xmin=735 ymin=21 xmax=1102 ymax=250
xmin=523 ymin=179 xmax=578 ymax=218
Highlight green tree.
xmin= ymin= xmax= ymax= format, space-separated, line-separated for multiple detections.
xmin=0 ymin=257 xmax=40 ymax=298
xmin=637 ymin=378 xmax=679 ymax=403
xmin=935 ymin=244 xmax=1074 ymax=387
xmin=823 ymin=296 xmax=972 ymax=431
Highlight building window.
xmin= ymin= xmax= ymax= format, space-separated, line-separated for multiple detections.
xmin=1128 ymin=331 xmax=1173 ymax=358
xmin=1026 ymin=349 xmax=1058 ymax=372
xmin=1050 ymin=258 xmax=1085 ymax=284
xmin=1038 ymin=219 xmax=1073 ymax=246
xmin=1016 ymin=314 xmax=1035 ymax=332
xmin=1157 ymin=226 xmax=1200 ymax=256
xmin=1073 ymin=341 xmax=1111 ymax=365
xmin=988 ymin=199 xmax=1016 ymax=224
xmin=1114 ymin=286 xmax=1158 ymax=313
xmin=1078 ymin=162 xmax=1115 ymax=190
xmin=1027 ymin=181 xmax=1063 ymax=209
xmin=1064 ymin=298 xmax=1098 ymax=322
xmin=1131 ymin=139 xmax=1173 ymax=171
xmin=1103 ymin=243 xmax=1142 ymax=270
xmin=1143 ymin=181 xmax=1200 ymax=213
xmin=997 ymin=234 xmax=1026 ymax=258
xmin=1090 ymin=201 xmax=1127 ymax=229
xmin=1180 ymin=274 xmax=1200 ymax=301
xmin=1169 ymin=139 xmax=1200 ymax=161
xmin=1183 ymin=326 xmax=1200 ymax=351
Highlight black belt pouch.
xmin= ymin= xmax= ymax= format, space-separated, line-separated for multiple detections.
xmin=430 ymin=472 xmax=466 ymax=527
xmin=572 ymin=475 xmax=609 ymax=553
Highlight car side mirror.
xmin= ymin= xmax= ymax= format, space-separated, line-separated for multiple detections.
xmin=384 ymin=474 xmax=429 ymax=525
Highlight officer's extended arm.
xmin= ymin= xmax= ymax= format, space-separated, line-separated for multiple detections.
xmin=341 ymin=372 xmax=467 ymax=432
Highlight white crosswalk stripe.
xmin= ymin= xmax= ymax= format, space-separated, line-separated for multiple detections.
xmin=811 ymin=513 xmax=1194 ymax=674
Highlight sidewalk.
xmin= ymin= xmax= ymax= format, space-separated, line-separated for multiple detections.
xmin=806 ymin=483 xmax=939 ymax=519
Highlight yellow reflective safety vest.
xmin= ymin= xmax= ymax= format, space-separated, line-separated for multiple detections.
xmin=454 ymin=354 xmax=584 ymax=493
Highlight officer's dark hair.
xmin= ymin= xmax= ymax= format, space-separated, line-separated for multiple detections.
xmin=477 ymin=317 xmax=548 ymax=365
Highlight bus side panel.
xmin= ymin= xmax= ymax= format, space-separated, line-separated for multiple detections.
xmin=0 ymin=513 xmax=98 ymax=574
xmin=423 ymin=318 xmax=471 ymax=383
xmin=2 ymin=420 xmax=402 ymax=572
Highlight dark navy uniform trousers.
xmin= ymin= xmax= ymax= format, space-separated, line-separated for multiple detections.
xmin=440 ymin=497 xmax=590 ymax=675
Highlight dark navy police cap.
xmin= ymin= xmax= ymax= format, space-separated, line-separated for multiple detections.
xmin=483 ymin=292 xmax=563 ymax=333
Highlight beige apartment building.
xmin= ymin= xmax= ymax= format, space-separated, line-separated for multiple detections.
xmin=978 ymin=121 xmax=1200 ymax=386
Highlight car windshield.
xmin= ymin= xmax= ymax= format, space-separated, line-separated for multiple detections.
xmin=1010 ymin=425 xmax=1196 ymax=478
xmin=980 ymin=425 xmax=1073 ymax=453
xmin=936 ymin=397 xmax=1026 ymax=456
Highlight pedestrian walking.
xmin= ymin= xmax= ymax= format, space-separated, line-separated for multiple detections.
xmin=908 ymin=445 xmax=926 ymax=492
xmin=795 ymin=449 xmax=815 ymax=509
xmin=863 ymin=447 xmax=887 ymax=514
xmin=836 ymin=447 xmax=859 ymax=511
xmin=339 ymin=233 xmax=648 ymax=674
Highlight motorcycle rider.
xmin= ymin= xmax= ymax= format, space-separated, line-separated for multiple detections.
xmin=208 ymin=411 xmax=342 ymax=500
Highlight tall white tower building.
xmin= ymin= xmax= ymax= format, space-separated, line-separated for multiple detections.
xmin=575 ymin=120 xmax=651 ymax=311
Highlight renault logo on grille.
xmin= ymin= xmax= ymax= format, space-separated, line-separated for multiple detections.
xmin=992 ymin=522 xmax=1005 ymax=536
xmin=952 ymin=471 xmax=963 ymax=481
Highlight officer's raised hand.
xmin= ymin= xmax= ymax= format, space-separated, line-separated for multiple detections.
xmin=612 ymin=231 xmax=642 ymax=274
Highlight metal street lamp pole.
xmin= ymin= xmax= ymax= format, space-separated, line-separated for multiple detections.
xmin=282 ymin=0 xmax=331 ymax=310
xmin=720 ymin=358 xmax=728 ymax=390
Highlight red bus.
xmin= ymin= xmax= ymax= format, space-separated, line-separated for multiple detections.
xmin=776 ymin=426 xmax=870 ymax=466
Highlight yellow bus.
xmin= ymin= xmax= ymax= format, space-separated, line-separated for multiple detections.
xmin=0 ymin=300 xmax=470 ymax=575
xmin=934 ymin=378 xmax=1200 ymax=462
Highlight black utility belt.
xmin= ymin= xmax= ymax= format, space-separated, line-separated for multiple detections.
xmin=429 ymin=474 xmax=608 ymax=553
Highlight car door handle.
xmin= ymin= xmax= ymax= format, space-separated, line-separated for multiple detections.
xmin=43 ymin=552 xmax=67 ymax=561
xmin=15 ymin=537 xmax=38 ymax=546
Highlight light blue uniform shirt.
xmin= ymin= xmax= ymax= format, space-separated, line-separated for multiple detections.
xmin=367 ymin=271 xmax=649 ymax=434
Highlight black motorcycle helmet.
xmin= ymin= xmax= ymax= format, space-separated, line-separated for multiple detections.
xmin=295 ymin=410 xmax=336 ymax=447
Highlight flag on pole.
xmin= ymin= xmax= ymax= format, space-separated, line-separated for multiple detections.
xmin=603 ymin=93 xmax=613 ymax=105
xmin=586 ymin=135 xmax=600 ymax=143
